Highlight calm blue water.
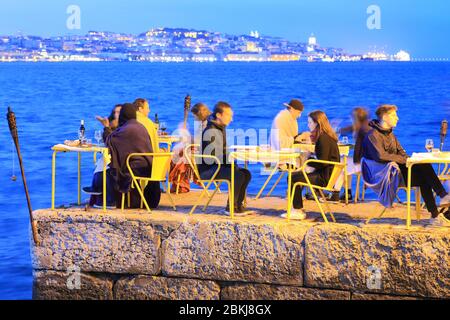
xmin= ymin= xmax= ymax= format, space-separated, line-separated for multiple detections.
xmin=0 ymin=62 xmax=449 ymax=299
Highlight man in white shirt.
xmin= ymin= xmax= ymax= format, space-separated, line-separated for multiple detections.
xmin=270 ymin=99 xmax=310 ymax=150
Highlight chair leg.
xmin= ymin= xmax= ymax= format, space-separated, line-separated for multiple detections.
xmin=214 ymin=182 xmax=222 ymax=194
xmin=199 ymin=181 xmax=212 ymax=197
xmin=203 ymin=182 xmax=222 ymax=212
xmin=176 ymin=174 xmax=181 ymax=195
xmin=319 ymin=189 xmax=336 ymax=223
xmin=121 ymin=193 xmax=125 ymax=211
xmin=361 ymin=184 xmax=366 ymax=201
xmin=189 ymin=186 xmax=209 ymax=215
xmin=355 ymin=173 xmax=361 ymax=204
xmin=366 ymin=207 xmax=387 ymax=224
xmin=166 ymin=187 xmax=177 ymax=211
xmin=266 ymin=171 xmax=285 ymax=198
xmin=287 ymin=184 xmax=298 ymax=220
xmin=415 ymin=187 xmax=421 ymax=221
xmin=309 ymin=186 xmax=329 ymax=224
xmin=133 ymin=179 xmax=151 ymax=213
xmin=255 ymin=166 xmax=278 ymax=200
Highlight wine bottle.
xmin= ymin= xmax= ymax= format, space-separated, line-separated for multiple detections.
xmin=154 ymin=113 xmax=160 ymax=133
xmin=79 ymin=120 xmax=86 ymax=143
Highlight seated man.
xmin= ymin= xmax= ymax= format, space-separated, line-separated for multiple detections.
xmin=134 ymin=98 xmax=159 ymax=153
xmin=362 ymin=104 xmax=450 ymax=226
xmin=198 ymin=102 xmax=251 ymax=214
xmin=270 ymin=99 xmax=310 ymax=151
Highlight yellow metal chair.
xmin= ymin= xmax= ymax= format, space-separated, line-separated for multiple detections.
xmin=184 ymin=144 xmax=231 ymax=215
xmin=361 ymin=182 xmax=423 ymax=219
xmin=290 ymin=159 xmax=345 ymax=223
xmin=184 ymin=144 xmax=223 ymax=198
xmin=122 ymin=152 xmax=176 ymax=212
xmin=439 ymin=163 xmax=450 ymax=183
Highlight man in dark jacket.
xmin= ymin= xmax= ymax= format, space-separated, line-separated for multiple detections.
xmin=362 ymin=104 xmax=450 ymax=226
xmin=107 ymin=103 xmax=161 ymax=209
xmin=198 ymin=101 xmax=251 ymax=214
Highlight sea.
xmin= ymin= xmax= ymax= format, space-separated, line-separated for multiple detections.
xmin=0 ymin=62 xmax=449 ymax=299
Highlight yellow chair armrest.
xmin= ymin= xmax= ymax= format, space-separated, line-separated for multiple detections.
xmin=301 ymin=159 xmax=344 ymax=170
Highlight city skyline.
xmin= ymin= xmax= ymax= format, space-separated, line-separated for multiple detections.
xmin=0 ymin=27 xmax=416 ymax=62
xmin=0 ymin=0 xmax=449 ymax=58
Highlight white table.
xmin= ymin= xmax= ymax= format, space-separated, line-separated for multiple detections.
xmin=406 ymin=152 xmax=450 ymax=228
xmin=51 ymin=144 xmax=110 ymax=212
xmin=229 ymin=148 xmax=302 ymax=220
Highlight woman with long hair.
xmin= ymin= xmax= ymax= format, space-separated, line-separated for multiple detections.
xmin=285 ymin=110 xmax=340 ymax=220
xmin=330 ymin=107 xmax=370 ymax=202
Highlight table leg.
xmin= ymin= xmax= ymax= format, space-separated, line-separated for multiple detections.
xmin=167 ymin=143 xmax=171 ymax=192
xmin=244 ymin=161 xmax=248 ymax=206
xmin=287 ymin=167 xmax=292 ymax=222
xmin=344 ymin=156 xmax=349 ymax=205
xmin=231 ymin=160 xmax=235 ymax=219
xmin=78 ymin=152 xmax=81 ymax=205
xmin=51 ymin=151 xmax=57 ymax=210
xmin=406 ymin=165 xmax=412 ymax=229
xmin=103 ymin=151 xmax=107 ymax=212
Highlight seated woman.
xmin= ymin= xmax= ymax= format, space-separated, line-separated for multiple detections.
xmin=107 ymin=103 xmax=161 ymax=209
xmin=191 ymin=102 xmax=211 ymax=144
xmin=330 ymin=107 xmax=371 ymax=202
xmin=286 ymin=110 xmax=340 ymax=220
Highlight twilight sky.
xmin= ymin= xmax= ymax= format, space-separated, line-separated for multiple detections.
xmin=0 ymin=0 xmax=449 ymax=58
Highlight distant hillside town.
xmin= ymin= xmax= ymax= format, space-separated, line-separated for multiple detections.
xmin=0 ymin=27 xmax=411 ymax=62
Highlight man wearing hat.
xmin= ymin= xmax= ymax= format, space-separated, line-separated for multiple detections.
xmin=270 ymin=98 xmax=310 ymax=151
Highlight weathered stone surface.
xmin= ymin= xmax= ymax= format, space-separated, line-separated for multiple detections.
xmin=305 ymin=224 xmax=450 ymax=298
xmin=114 ymin=276 xmax=220 ymax=300
xmin=32 ymin=209 xmax=164 ymax=274
xmin=162 ymin=220 xmax=310 ymax=286
xmin=33 ymin=270 xmax=113 ymax=300
xmin=351 ymin=292 xmax=419 ymax=300
xmin=221 ymin=283 xmax=350 ymax=300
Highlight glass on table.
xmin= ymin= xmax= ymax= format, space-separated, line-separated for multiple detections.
xmin=94 ymin=130 xmax=103 ymax=145
xmin=159 ymin=122 xmax=167 ymax=135
xmin=425 ymin=139 xmax=434 ymax=153
xmin=340 ymin=136 xmax=349 ymax=145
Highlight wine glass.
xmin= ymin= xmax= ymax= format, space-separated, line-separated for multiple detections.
xmin=95 ymin=130 xmax=103 ymax=146
xmin=425 ymin=139 xmax=434 ymax=153
xmin=159 ymin=122 xmax=167 ymax=135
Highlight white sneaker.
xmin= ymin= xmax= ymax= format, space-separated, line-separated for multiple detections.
xmin=281 ymin=209 xmax=307 ymax=220
xmin=426 ymin=214 xmax=450 ymax=227
xmin=439 ymin=193 xmax=450 ymax=208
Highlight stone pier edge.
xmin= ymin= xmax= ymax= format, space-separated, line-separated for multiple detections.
xmin=31 ymin=209 xmax=449 ymax=300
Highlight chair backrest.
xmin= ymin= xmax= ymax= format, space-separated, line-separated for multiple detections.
xmin=151 ymin=153 xmax=173 ymax=181
xmin=326 ymin=162 xmax=346 ymax=191
xmin=126 ymin=152 xmax=173 ymax=182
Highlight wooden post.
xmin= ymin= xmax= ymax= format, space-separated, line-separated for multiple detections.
xmin=6 ymin=107 xmax=39 ymax=245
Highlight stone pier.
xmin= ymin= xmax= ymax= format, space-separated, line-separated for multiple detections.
xmin=31 ymin=192 xmax=450 ymax=300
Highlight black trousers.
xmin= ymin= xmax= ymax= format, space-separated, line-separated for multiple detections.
xmin=200 ymin=165 xmax=252 ymax=207
xmin=290 ymin=172 xmax=326 ymax=209
xmin=399 ymin=163 xmax=447 ymax=217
